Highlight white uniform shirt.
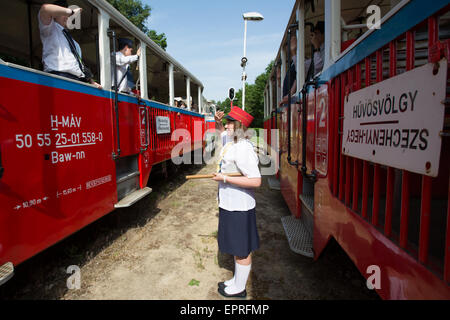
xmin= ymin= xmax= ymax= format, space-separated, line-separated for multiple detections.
xmin=113 ymin=51 xmax=139 ymax=93
xmin=218 ymin=139 xmax=261 ymax=211
xmin=305 ymin=43 xmax=325 ymax=76
xmin=38 ymin=12 xmax=83 ymax=78
xmin=221 ymin=130 xmax=233 ymax=146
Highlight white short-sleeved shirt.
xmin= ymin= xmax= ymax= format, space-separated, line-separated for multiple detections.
xmin=38 ymin=12 xmax=84 ymax=78
xmin=304 ymin=43 xmax=325 ymax=76
xmin=218 ymin=139 xmax=261 ymax=211
xmin=221 ymin=130 xmax=233 ymax=146
xmin=112 ymin=51 xmax=139 ymax=93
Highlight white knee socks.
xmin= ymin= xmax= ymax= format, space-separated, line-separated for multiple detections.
xmin=224 ymin=262 xmax=251 ymax=295
xmin=224 ymin=277 xmax=235 ymax=286
xmin=224 ymin=257 xmax=236 ymax=286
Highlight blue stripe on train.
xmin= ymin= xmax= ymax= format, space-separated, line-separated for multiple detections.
xmin=0 ymin=63 xmax=204 ymax=118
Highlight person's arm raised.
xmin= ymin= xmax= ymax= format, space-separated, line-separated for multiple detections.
xmin=39 ymin=4 xmax=80 ymax=25
xmin=215 ymin=111 xmax=225 ymax=133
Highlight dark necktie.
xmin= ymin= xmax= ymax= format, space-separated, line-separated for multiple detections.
xmin=62 ymin=29 xmax=84 ymax=69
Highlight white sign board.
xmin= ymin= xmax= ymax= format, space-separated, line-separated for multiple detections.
xmin=342 ymin=59 xmax=447 ymax=177
xmin=156 ymin=116 xmax=171 ymax=134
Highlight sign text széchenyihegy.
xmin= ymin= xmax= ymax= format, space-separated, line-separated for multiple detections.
xmin=342 ymin=59 xmax=447 ymax=177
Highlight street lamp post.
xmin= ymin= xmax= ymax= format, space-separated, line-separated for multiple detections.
xmin=242 ymin=12 xmax=264 ymax=111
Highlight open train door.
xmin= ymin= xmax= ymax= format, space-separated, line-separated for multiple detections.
xmin=112 ymin=98 xmax=152 ymax=209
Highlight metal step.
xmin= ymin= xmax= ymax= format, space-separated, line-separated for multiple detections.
xmin=0 ymin=262 xmax=14 ymax=286
xmin=114 ymin=187 xmax=152 ymax=208
xmin=281 ymin=215 xmax=314 ymax=258
xmin=299 ymin=194 xmax=314 ymax=214
xmin=268 ymin=176 xmax=281 ymax=190
xmin=116 ymin=171 xmax=140 ymax=184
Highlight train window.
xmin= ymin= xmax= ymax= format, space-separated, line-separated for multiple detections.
xmin=69 ymin=0 xmax=101 ymax=83
xmin=145 ymin=46 xmax=169 ymax=103
xmin=190 ymin=82 xmax=200 ymax=113
xmin=0 ymin=0 xmax=41 ymax=69
xmin=109 ymin=19 xmax=141 ymax=96
xmin=303 ymin=0 xmax=325 ymax=79
xmin=173 ymin=67 xmax=188 ymax=107
xmin=340 ymin=0 xmax=393 ymax=49
xmin=0 ymin=0 xmax=101 ymax=84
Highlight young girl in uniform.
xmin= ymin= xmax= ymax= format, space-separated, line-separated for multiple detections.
xmin=212 ymin=106 xmax=261 ymax=298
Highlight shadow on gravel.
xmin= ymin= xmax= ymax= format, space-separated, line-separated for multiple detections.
xmin=246 ymin=177 xmax=380 ymax=300
xmin=0 ymin=162 xmax=205 ymax=300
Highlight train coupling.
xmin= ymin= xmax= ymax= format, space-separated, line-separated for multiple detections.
xmin=0 ymin=262 xmax=14 ymax=286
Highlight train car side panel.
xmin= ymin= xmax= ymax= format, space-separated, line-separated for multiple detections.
xmin=0 ymin=71 xmax=116 ymax=266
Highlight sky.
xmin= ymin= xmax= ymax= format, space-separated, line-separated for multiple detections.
xmin=143 ymin=0 xmax=296 ymax=102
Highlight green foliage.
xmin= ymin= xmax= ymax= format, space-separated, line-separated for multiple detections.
xmin=106 ymin=0 xmax=167 ymax=50
xmin=147 ymin=30 xmax=167 ymax=51
xmin=216 ymin=61 xmax=274 ymax=128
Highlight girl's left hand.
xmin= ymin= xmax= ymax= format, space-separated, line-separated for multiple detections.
xmin=212 ymin=173 xmax=224 ymax=182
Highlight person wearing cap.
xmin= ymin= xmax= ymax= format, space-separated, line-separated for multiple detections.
xmin=282 ymin=29 xmax=298 ymax=100
xmin=305 ymin=21 xmax=325 ymax=80
xmin=280 ymin=21 xmax=324 ymax=106
xmin=214 ymin=110 xmax=233 ymax=147
xmin=113 ymin=38 xmax=141 ymax=93
xmin=212 ymin=106 xmax=261 ymax=298
xmin=38 ymin=1 xmax=102 ymax=88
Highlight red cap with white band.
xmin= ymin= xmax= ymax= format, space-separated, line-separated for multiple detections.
xmin=225 ymin=106 xmax=254 ymax=128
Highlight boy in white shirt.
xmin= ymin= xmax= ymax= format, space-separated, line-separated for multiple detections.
xmin=38 ymin=0 xmax=101 ymax=89
xmin=113 ymin=38 xmax=141 ymax=93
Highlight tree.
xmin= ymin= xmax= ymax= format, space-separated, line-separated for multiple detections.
xmin=107 ymin=0 xmax=167 ymax=50
xmin=147 ymin=30 xmax=167 ymax=51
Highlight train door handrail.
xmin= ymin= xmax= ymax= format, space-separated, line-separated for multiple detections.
xmin=300 ymin=79 xmax=321 ymax=183
xmin=107 ymin=28 xmax=121 ymax=159
xmin=286 ymin=22 xmax=299 ymax=168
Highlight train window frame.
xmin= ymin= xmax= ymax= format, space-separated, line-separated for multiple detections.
xmin=333 ymin=0 xmax=411 ymax=65
xmin=108 ymin=17 xmax=143 ymax=98
xmin=145 ymin=45 xmax=170 ymax=104
xmin=0 ymin=0 xmax=103 ymax=90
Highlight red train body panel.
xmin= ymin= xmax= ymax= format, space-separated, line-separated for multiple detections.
xmin=0 ymin=64 xmax=205 ymax=268
xmin=264 ymin=1 xmax=450 ymax=299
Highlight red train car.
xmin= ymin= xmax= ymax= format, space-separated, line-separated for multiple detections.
xmin=264 ymin=0 xmax=450 ymax=299
xmin=0 ymin=0 xmax=207 ymax=284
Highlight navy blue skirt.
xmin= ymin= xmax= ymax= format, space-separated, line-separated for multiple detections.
xmin=218 ymin=207 xmax=260 ymax=257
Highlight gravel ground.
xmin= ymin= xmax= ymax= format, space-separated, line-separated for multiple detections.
xmin=0 ymin=161 xmax=379 ymax=300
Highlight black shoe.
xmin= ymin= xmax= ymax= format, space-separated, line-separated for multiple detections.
xmin=218 ymin=282 xmax=226 ymax=290
xmin=218 ymin=286 xmax=247 ymax=298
